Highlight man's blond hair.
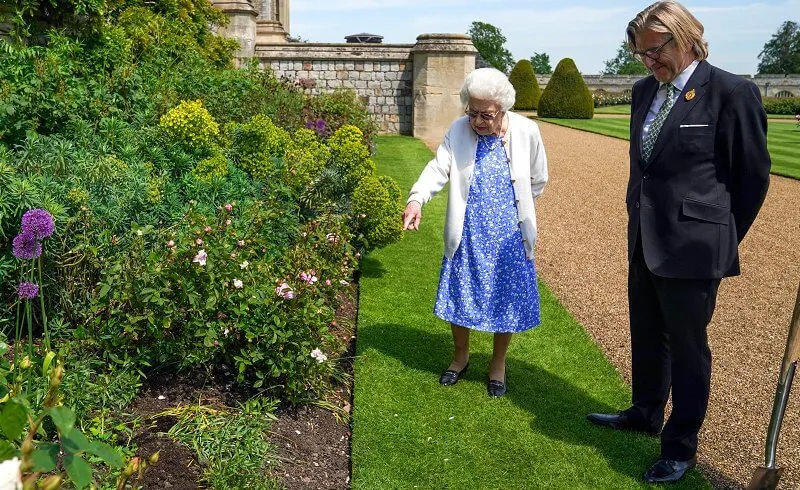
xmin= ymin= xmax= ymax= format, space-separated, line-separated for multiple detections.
xmin=626 ymin=1 xmax=709 ymax=60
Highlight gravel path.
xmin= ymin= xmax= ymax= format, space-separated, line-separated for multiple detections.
xmin=533 ymin=121 xmax=800 ymax=489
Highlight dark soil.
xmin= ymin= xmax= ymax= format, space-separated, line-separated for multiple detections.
xmin=269 ymin=404 xmax=351 ymax=489
xmin=123 ymin=287 xmax=357 ymax=489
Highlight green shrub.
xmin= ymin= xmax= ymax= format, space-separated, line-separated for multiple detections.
xmin=592 ymin=89 xmax=632 ymax=107
xmin=304 ymin=88 xmax=379 ymax=143
xmin=283 ymin=128 xmax=332 ymax=191
xmin=762 ymin=97 xmax=800 ymax=115
xmin=159 ymin=99 xmax=220 ymax=154
xmin=509 ymin=59 xmax=541 ymax=110
xmin=351 ymin=175 xmax=403 ymax=249
xmin=229 ymin=114 xmax=291 ymax=180
xmin=89 ymin=203 xmax=355 ymax=402
xmin=193 ymin=153 xmax=230 ymax=184
xmin=328 ymin=125 xmax=376 ymax=190
xmin=538 ymin=58 xmax=594 ymax=119
xmin=0 ymin=0 xmax=380 ymax=421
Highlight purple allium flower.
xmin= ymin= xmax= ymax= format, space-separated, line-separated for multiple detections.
xmin=21 ymin=209 xmax=55 ymax=239
xmin=12 ymin=232 xmax=42 ymax=260
xmin=17 ymin=282 xmax=39 ymax=300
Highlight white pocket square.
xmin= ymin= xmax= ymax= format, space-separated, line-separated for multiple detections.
xmin=679 ymin=124 xmax=710 ymax=128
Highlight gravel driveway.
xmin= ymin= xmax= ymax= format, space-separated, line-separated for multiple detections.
xmin=533 ymin=121 xmax=800 ymax=489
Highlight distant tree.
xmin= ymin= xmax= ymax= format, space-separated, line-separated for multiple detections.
xmin=530 ymin=52 xmax=552 ymax=74
xmin=508 ymin=59 xmax=541 ymax=110
xmin=468 ymin=21 xmax=515 ymax=73
xmin=602 ymin=41 xmax=648 ymax=75
xmin=757 ymin=20 xmax=800 ymax=74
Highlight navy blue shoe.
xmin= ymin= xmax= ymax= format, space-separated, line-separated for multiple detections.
xmin=439 ymin=363 xmax=469 ymax=386
xmin=487 ymin=379 xmax=507 ymax=397
xmin=586 ymin=411 xmax=660 ymax=436
xmin=644 ymin=458 xmax=696 ymax=483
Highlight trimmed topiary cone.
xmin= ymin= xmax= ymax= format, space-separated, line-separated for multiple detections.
xmin=538 ymin=58 xmax=594 ymax=119
xmin=509 ymin=59 xmax=541 ymax=110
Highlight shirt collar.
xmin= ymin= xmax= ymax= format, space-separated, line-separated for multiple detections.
xmin=666 ymin=59 xmax=699 ymax=92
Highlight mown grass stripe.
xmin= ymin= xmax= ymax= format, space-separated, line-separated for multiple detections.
xmin=539 ymin=117 xmax=799 ymax=180
xmin=351 ymin=135 xmax=710 ymax=489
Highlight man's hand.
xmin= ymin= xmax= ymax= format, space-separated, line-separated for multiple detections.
xmin=402 ymin=201 xmax=422 ymax=231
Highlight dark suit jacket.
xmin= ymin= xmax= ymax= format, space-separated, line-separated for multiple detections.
xmin=627 ymin=60 xmax=771 ymax=279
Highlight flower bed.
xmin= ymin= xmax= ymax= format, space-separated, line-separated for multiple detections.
xmin=0 ymin=1 xmax=396 ymax=487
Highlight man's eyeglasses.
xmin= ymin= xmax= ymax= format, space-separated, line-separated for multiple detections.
xmin=465 ymin=108 xmax=500 ymax=121
xmin=632 ymin=36 xmax=673 ymax=61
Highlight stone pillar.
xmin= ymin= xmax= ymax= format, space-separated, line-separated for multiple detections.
xmin=254 ymin=0 xmax=288 ymax=44
xmin=277 ymin=0 xmax=290 ymax=38
xmin=411 ymin=34 xmax=477 ymax=146
xmin=212 ymin=0 xmax=258 ymax=59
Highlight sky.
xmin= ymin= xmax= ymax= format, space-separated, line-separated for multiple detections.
xmin=290 ymin=0 xmax=799 ymax=75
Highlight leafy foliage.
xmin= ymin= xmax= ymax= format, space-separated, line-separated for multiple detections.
xmin=530 ymin=52 xmax=552 ymax=75
xmin=467 ymin=21 xmax=515 ymax=73
xmin=162 ymin=401 xmax=279 ymax=489
xmin=758 ymin=20 xmax=800 ymax=74
xmin=538 ymin=58 xmax=594 ymax=119
xmin=159 ymin=99 xmax=220 ymax=155
xmin=0 ymin=347 xmax=130 ymax=489
xmin=352 ymin=175 xmax=403 ymax=250
xmin=602 ymin=41 xmax=648 ymax=75
xmin=0 ymin=0 xmax=396 ymax=485
xmin=761 ymin=96 xmax=800 ymax=114
xmin=509 ymin=59 xmax=541 ymax=110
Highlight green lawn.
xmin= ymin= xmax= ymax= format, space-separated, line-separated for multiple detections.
xmin=542 ymin=117 xmax=630 ymax=140
xmin=351 ymin=135 xmax=710 ymax=489
xmin=540 ymin=117 xmax=800 ymax=180
xmin=595 ymin=105 xmax=632 ymax=115
xmin=593 ymin=105 xmax=795 ymax=120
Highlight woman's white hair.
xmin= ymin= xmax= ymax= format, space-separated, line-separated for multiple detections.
xmin=459 ymin=68 xmax=516 ymax=112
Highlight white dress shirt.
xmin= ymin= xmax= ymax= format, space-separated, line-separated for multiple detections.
xmin=641 ymin=60 xmax=700 ymax=144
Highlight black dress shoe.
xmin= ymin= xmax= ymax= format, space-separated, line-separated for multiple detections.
xmin=643 ymin=458 xmax=696 ymax=483
xmin=487 ymin=380 xmax=507 ymax=397
xmin=439 ymin=363 xmax=469 ymax=386
xmin=586 ymin=411 xmax=660 ymax=435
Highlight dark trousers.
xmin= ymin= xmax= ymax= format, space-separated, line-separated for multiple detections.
xmin=627 ymin=236 xmax=721 ymax=461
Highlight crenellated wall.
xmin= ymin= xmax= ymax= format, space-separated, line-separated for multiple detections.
xmin=256 ymin=43 xmax=415 ymax=134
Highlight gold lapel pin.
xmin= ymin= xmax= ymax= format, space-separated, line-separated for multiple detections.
xmin=685 ymin=88 xmax=696 ymax=101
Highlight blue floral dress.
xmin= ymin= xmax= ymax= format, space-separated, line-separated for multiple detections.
xmin=433 ymin=134 xmax=541 ymax=333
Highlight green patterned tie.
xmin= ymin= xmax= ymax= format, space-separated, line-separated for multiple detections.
xmin=642 ymin=83 xmax=677 ymax=161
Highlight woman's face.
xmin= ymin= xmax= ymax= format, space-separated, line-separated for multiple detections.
xmin=466 ymin=98 xmax=504 ymax=136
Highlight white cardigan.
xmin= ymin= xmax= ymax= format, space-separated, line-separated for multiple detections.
xmin=407 ymin=111 xmax=548 ymax=259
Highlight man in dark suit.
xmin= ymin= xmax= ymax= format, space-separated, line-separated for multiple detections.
xmin=587 ymin=1 xmax=771 ymax=484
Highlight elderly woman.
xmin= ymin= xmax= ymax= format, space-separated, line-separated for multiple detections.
xmin=402 ymin=67 xmax=548 ymax=398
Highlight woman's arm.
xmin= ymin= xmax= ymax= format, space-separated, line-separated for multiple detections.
xmin=403 ymin=126 xmax=455 ymax=231
xmin=407 ymin=128 xmax=454 ymax=206
xmin=530 ymin=127 xmax=548 ymax=199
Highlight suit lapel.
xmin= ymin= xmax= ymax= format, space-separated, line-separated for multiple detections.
xmin=645 ymin=60 xmax=712 ymax=167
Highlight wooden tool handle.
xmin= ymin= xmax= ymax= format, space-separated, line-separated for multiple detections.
xmin=780 ymin=281 xmax=800 ymax=383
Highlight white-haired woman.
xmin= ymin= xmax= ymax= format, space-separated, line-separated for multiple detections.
xmin=402 ymin=67 xmax=548 ymax=398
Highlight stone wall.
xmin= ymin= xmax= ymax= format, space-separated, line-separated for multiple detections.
xmin=256 ymin=43 xmax=415 ymax=134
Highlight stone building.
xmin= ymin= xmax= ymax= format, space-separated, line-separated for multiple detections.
xmin=210 ymin=0 xmax=797 ymax=142
xmin=210 ymin=0 xmax=477 ymax=145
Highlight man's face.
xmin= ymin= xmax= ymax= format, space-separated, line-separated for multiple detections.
xmin=634 ymin=30 xmax=694 ymax=83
